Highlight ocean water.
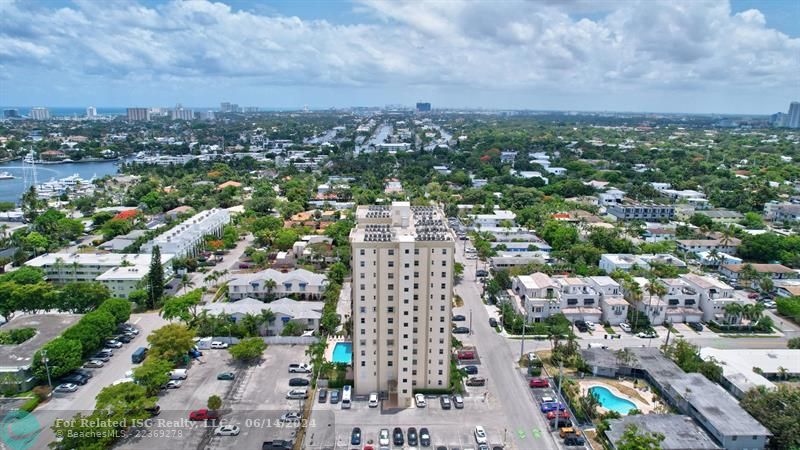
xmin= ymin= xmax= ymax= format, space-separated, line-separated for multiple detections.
xmin=0 ymin=160 xmax=120 ymax=203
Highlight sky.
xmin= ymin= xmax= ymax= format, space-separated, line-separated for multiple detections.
xmin=1 ymin=0 xmax=799 ymax=114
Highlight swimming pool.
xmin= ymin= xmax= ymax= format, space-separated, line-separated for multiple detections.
xmin=589 ymin=386 xmax=637 ymax=415
xmin=331 ymin=342 xmax=353 ymax=364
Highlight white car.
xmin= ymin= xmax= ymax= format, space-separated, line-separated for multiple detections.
xmin=55 ymin=383 xmax=78 ymax=393
xmin=379 ymin=429 xmax=390 ymax=446
xmin=474 ymin=425 xmax=488 ymax=444
xmin=541 ymin=396 xmax=555 ymax=404
xmin=368 ymin=392 xmax=379 ymax=407
xmin=105 ymin=340 xmax=123 ymax=348
xmin=620 ymin=323 xmax=632 ymax=332
xmin=211 ymin=341 xmax=229 ymax=349
xmin=585 ymin=321 xmax=596 ymax=329
xmin=414 ymin=393 xmax=427 ymax=408
xmin=287 ymin=389 xmax=308 ymax=399
xmin=288 ymin=363 xmax=312 ymax=373
xmin=164 ymin=380 xmax=182 ymax=389
xmin=279 ymin=412 xmax=302 ymax=423
xmin=466 ymin=254 xmax=477 ymax=260
xmin=214 ymin=425 xmax=240 ymax=436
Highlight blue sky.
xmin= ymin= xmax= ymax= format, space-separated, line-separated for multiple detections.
xmin=1 ymin=0 xmax=798 ymax=113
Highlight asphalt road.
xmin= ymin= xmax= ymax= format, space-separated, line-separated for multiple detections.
xmin=26 ymin=312 xmax=168 ymax=450
xmin=453 ymin=240 xmax=560 ymax=450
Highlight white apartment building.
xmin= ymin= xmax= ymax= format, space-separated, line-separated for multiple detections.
xmin=228 ymin=269 xmax=328 ymax=301
xmin=681 ymin=273 xmax=740 ymax=322
xmin=512 ymin=273 xmax=561 ymax=322
xmin=30 ymin=107 xmax=50 ymax=120
xmin=202 ymin=297 xmax=323 ymax=336
xmin=556 ymin=277 xmax=602 ymax=323
xmin=26 ymin=252 xmax=174 ymax=298
xmin=587 ymin=276 xmax=628 ymax=325
xmin=350 ymin=202 xmax=455 ymax=407
xmin=468 ymin=209 xmax=516 ymax=229
xmin=676 ymin=238 xmax=740 ymax=255
xmin=597 ymin=188 xmax=625 ymax=207
xmin=599 ymin=253 xmax=686 ymax=273
xmin=142 ymin=208 xmax=230 ymax=258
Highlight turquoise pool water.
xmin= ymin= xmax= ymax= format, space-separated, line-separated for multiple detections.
xmin=589 ymin=386 xmax=637 ymax=415
xmin=331 ymin=342 xmax=353 ymax=364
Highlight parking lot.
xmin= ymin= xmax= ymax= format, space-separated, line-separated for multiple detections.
xmin=114 ymin=343 xmax=311 ymax=450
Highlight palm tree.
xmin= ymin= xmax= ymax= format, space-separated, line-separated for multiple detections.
xmin=777 ymin=366 xmax=788 ymax=380
xmin=724 ymin=303 xmax=743 ymax=325
xmin=758 ymin=277 xmax=774 ymax=296
xmin=240 ymin=313 xmax=260 ymax=337
xmin=707 ymin=248 xmax=722 ymax=267
xmin=719 ymin=225 xmax=736 ymax=247
xmin=645 ymin=278 xmax=667 ymax=321
xmin=624 ymin=280 xmax=644 ymax=331
xmin=264 ymin=278 xmax=277 ymax=300
xmin=179 ymin=274 xmax=195 ymax=294
xmin=738 ymin=264 xmax=759 ymax=290
xmin=54 ymin=257 xmax=66 ymax=282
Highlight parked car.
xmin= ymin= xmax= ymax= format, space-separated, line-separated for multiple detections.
xmin=83 ymin=360 xmax=105 ymax=368
xmin=457 ymin=350 xmax=475 ymax=360
xmin=351 ymin=427 xmax=361 ymax=445
xmin=452 ymin=394 xmax=464 ymax=408
xmin=74 ymin=369 xmax=93 ymax=379
xmin=620 ymin=322 xmax=632 ymax=332
xmin=688 ymin=322 xmax=703 ymax=332
xmin=466 ymin=377 xmax=486 ymax=386
xmin=564 ymin=434 xmax=586 ymax=446
xmin=169 ymin=369 xmax=188 ymax=380
xmin=164 ymin=380 xmax=182 ymax=389
xmin=540 ymin=402 xmax=566 ymax=412
xmin=414 ymin=393 xmax=427 ymax=407
xmin=748 ymin=292 xmax=759 ymax=299
xmin=452 ymin=314 xmax=466 ymax=322
xmin=214 ymin=425 xmax=240 ymax=436
xmin=560 ymin=427 xmax=582 ymax=439
xmin=188 ymin=348 xmax=203 ymax=358
xmin=105 ymin=340 xmax=123 ymax=348
xmin=393 ymin=427 xmax=404 ymax=446
xmin=408 ymin=427 xmax=418 ymax=446
xmin=452 ymin=326 xmax=470 ymax=334
xmin=474 ymin=426 xmax=487 ymax=444
xmin=54 ymin=383 xmax=78 ymax=393
xmin=463 ymin=365 xmax=478 ymax=375
xmin=488 ymin=318 xmax=498 ymax=327
xmin=419 ymin=427 xmax=431 ymax=447
xmin=261 ymin=440 xmax=293 ymax=450
xmin=115 ymin=334 xmax=132 ymax=343
xmin=368 ymin=392 xmax=379 ymax=407
xmin=288 ymin=363 xmax=312 ymax=373
xmin=547 ymin=410 xmax=571 ymax=420
xmin=97 ymin=349 xmax=113 ymax=356
xmin=289 ymin=377 xmax=309 ymax=386
xmin=61 ymin=373 xmax=89 ymax=385
xmin=189 ymin=409 xmax=218 ymax=421
xmin=217 ymin=372 xmax=235 ymax=380
xmin=574 ymin=321 xmax=589 ymax=332
xmin=210 ymin=341 xmax=228 ymax=349
xmin=638 ymin=331 xmax=657 ymax=338
xmin=440 ymin=395 xmax=451 ymax=409
xmin=119 ymin=324 xmax=138 ymax=334
xmin=279 ymin=412 xmax=301 ymax=423
xmin=379 ymin=429 xmax=390 ymax=447
xmin=549 ymin=418 xmax=572 ymax=428
xmin=287 ymin=389 xmax=308 ymax=399
xmin=476 ymin=269 xmax=488 ymax=278
xmin=318 ymin=388 xmax=327 ymax=403
xmin=145 ymin=405 xmax=161 ymax=416
xmin=329 ymin=389 xmax=340 ymax=404
xmin=529 ymin=378 xmax=549 ymax=388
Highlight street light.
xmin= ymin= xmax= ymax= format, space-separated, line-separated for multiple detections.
xmin=42 ymin=350 xmax=52 ymax=389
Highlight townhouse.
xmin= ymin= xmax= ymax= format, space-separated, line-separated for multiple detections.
xmin=228 ymin=268 xmax=328 ymax=301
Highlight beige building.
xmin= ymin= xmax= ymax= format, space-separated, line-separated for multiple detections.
xmin=350 ymin=202 xmax=455 ymax=407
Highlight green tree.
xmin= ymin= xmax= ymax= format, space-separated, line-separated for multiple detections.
xmin=161 ymin=289 xmax=202 ymax=325
xmin=614 ymin=424 xmax=665 ymax=450
xmin=63 ymin=310 xmax=117 ymax=356
xmin=97 ymin=298 xmax=132 ymax=324
xmin=133 ymin=357 xmax=173 ymax=395
xmin=147 ymin=245 xmax=164 ymax=309
xmin=740 ymin=385 xmax=800 ymax=450
xmin=128 ymin=289 xmax=148 ymax=306
xmin=273 ymin=228 xmax=299 ymax=251
xmin=147 ymin=324 xmax=195 ymax=363
xmin=281 ymin=321 xmax=304 ymax=336
xmin=207 ymin=394 xmax=222 ymax=411
xmin=328 ymin=262 xmax=348 ymax=284
xmin=228 ymin=337 xmax=267 ymax=363
xmin=32 ymin=337 xmax=82 ymax=381
xmin=58 ymin=282 xmax=111 ymax=313
xmin=788 ymin=337 xmax=800 ymax=349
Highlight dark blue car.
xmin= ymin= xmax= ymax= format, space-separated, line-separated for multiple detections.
xmin=350 ymin=427 xmax=361 ymax=445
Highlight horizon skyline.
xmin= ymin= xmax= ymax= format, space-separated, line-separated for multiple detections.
xmin=2 ymin=0 xmax=799 ymax=114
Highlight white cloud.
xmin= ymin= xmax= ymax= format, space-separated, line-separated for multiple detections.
xmin=0 ymin=0 xmax=797 ymax=110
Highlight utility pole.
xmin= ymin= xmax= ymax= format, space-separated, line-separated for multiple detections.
xmin=520 ymin=322 xmax=526 ymax=357
xmin=554 ymin=360 xmax=563 ymax=431
xmin=469 ymin=309 xmax=473 ymax=336
xmin=42 ymin=350 xmax=52 ymax=389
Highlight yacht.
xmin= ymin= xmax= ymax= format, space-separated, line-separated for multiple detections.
xmin=0 ymin=171 xmax=14 ymax=180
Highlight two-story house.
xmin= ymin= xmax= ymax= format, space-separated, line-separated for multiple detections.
xmin=681 ymin=273 xmax=739 ymax=322
xmin=587 ymin=276 xmax=629 ymax=325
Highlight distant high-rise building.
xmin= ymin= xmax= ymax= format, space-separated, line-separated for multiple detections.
xmin=220 ymin=102 xmax=240 ymax=113
xmin=197 ymin=111 xmax=215 ymax=121
xmin=243 ymin=106 xmax=259 ymax=113
xmin=170 ymin=104 xmax=194 ymax=121
xmin=416 ymin=102 xmax=431 ymax=112
xmin=127 ymin=107 xmax=150 ymax=122
xmin=350 ymin=202 xmax=454 ymax=407
xmin=86 ymin=106 xmax=97 ymax=118
xmin=30 ymin=107 xmax=50 ymax=120
xmin=3 ymin=109 xmax=20 ymax=119
xmin=788 ymin=101 xmax=800 ymax=128
xmin=770 ymin=112 xmax=787 ymax=127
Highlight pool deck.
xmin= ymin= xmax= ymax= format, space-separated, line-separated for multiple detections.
xmin=579 ymin=378 xmax=658 ymax=414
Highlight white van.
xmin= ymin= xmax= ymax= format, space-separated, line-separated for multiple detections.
xmin=587 ymin=343 xmax=608 ymax=350
xmin=169 ymin=369 xmax=188 ymax=380
xmin=341 ymin=385 xmax=352 ymax=409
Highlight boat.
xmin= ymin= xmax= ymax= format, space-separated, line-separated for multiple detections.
xmin=0 ymin=171 xmax=14 ymax=180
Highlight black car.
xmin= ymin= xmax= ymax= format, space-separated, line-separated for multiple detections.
xmin=318 ymin=388 xmax=327 ymax=403
xmin=407 ymin=427 xmax=418 ymax=446
xmin=289 ymin=378 xmax=310 ymax=386
xmin=463 ymin=365 xmax=478 ymax=375
xmin=688 ymin=322 xmax=703 ymax=332
xmin=74 ymin=369 xmax=93 ymax=379
xmin=550 ymin=418 xmax=572 ymax=428
xmin=452 ymin=327 xmax=470 ymax=334
xmin=393 ymin=427 xmax=404 ymax=446
xmin=116 ymin=334 xmax=133 ymax=343
xmin=489 ymin=318 xmax=498 ymax=327
xmin=452 ymin=315 xmax=466 ymax=322
xmin=61 ymin=373 xmax=89 ymax=385
xmin=145 ymin=405 xmax=161 ymax=416
xmin=350 ymin=427 xmax=361 ymax=445
xmin=420 ymin=427 xmax=431 ymax=447
xmin=575 ymin=321 xmax=589 ymax=332
xmin=476 ymin=269 xmax=488 ymax=277
xmin=565 ymin=435 xmax=585 ymax=446
xmin=261 ymin=440 xmax=293 ymax=450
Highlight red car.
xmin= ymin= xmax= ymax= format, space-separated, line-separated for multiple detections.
xmin=189 ymin=409 xmax=219 ymax=421
xmin=546 ymin=410 xmax=571 ymax=420
xmin=748 ymin=293 xmax=759 ymax=299
xmin=457 ymin=350 xmax=475 ymax=360
xmin=529 ymin=378 xmax=549 ymax=388
xmin=363 ymin=446 xmax=374 ymax=450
